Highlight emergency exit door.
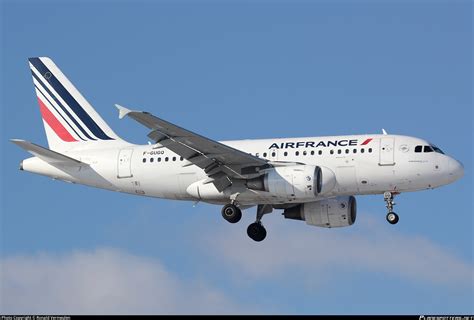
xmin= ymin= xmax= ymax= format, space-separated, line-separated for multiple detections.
xmin=118 ymin=149 xmax=133 ymax=178
xmin=379 ymin=138 xmax=395 ymax=166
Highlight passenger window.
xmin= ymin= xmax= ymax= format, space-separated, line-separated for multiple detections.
xmin=263 ymin=152 xmax=267 ymax=158
xmin=368 ymin=148 xmax=373 ymax=153
xmin=303 ymin=151 xmax=307 ymax=156
xmin=180 ymin=157 xmax=183 ymax=161
xmin=310 ymin=150 xmax=315 ymax=155
xmin=345 ymin=149 xmax=349 ymax=154
xmin=330 ymin=150 xmax=334 ymax=155
xmin=150 ymin=158 xmax=154 ymax=163
xmin=165 ymin=157 xmax=169 ymax=162
xmin=318 ymin=150 xmax=322 ymax=155
xmin=142 ymin=158 xmax=146 ymax=163
xmin=158 ymin=157 xmax=161 ymax=162
xmin=283 ymin=151 xmax=287 ymax=156
xmin=271 ymin=152 xmax=276 ymax=157
xmin=295 ymin=151 xmax=299 ymax=156
xmin=415 ymin=145 xmax=422 ymax=153
xmin=361 ymin=148 xmax=365 ymax=153
xmin=172 ymin=156 xmax=176 ymax=161
xmin=337 ymin=149 xmax=342 ymax=154
xmin=353 ymin=149 xmax=357 ymax=153
xmin=424 ymin=146 xmax=434 ymax=153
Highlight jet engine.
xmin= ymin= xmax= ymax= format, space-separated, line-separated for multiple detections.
xmin=246 ymin=165 xmax=336 ymax=201
xmin=283 ymin=196 xmax=357 ymax=228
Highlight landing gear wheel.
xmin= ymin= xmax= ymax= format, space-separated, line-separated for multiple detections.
xmin=247 ymin=222 xmax=267 ymax=242
xmin=386 ymin=212 xmax=399 ymax=225
xmin=384 ymin=192 xmax=399 ymax=225
xmin=221 ymin=204 xmax=242 ymax=224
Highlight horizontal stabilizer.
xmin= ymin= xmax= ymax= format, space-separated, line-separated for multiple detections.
xmin=11 ymin=139 xmax=85 ymax=166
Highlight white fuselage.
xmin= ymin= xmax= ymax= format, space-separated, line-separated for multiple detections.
xmin=21 ymin=134 xmax=463 ymax=206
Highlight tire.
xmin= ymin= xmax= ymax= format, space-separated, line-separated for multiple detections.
xmin=221 ymin=204 xmax=242 ymax=223
xmin=247 ymin=222 xmax=267 ymax=242
xmin=386 ymin=212 xmax=399 ymax=225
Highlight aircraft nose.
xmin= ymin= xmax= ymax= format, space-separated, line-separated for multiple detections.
xmin=448 ymin=158 xmax=464 ymax=182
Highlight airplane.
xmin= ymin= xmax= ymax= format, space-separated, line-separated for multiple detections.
xmin=11 ymin=57 xmax=464 ymax=242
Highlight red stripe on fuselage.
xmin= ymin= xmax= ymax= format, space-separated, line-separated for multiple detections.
xmin=361 ymin=138 xmax=373 ymax=145
xmin=37 ymin=97 xmax=77 ymax=142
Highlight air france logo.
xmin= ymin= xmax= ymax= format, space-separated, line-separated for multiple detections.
xmin=268 ymin=138 xmax=373 ymax=149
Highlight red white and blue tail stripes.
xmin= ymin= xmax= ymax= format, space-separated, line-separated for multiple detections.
xmin=29 ymin=57 xmax=116 ymax=142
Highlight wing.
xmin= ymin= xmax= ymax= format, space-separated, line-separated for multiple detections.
xmin=116 ymin=105 xmax=271 ymax=191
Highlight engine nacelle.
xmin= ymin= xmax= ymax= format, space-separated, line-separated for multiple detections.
xmin=283 ymin=196 xmax=357 ymax=228
xmin=318 ymin=166 xmax=337 ymax=195
xmin=247 ymin=165 xmax=336 ymax=201
xmin=246 ymin=165 xmax=319 ymax=200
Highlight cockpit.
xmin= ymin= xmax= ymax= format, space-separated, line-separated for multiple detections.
xmin=414 ymin=144 xmax=444 ymax=154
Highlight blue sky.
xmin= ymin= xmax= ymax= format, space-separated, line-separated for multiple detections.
xmin=1 ymin=0 xmax=472 ymax=315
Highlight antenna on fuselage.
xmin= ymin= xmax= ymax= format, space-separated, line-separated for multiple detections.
xmin=382 ymin=128 xmax=388 ymax=135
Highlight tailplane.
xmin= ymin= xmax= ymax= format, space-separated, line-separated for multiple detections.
xmin=11 ymin=139 xmax=85 ymax=167
xmin=28 ymin=57 xmax=123 ymax=152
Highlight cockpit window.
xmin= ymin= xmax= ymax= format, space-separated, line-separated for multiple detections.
xmin=415 ymin=144 xmax=444 ymax=154
xmin=430 ymin=144 xmax=444 ymax=154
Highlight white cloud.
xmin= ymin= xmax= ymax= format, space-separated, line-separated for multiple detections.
xmin=0 ymin=248 xmax=252 ymax=314
xmin=200 ymin=216 xmax=474 ymax=287
xmin=1 ymin=216 xmax=472 ymax=314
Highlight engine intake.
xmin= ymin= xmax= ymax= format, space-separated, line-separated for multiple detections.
xmin=283 ymin=196 xmax=357 ymax=228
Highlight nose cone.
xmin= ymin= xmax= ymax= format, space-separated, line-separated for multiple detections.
xmin=448 ymin=158 xmax=464 ymax=182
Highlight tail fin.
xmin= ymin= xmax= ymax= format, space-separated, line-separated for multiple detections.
xmin=28 ymin=57 xmax=122 ymax=152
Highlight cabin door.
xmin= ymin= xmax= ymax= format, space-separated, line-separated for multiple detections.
xmin=379 ymin=138 xmax=395 ymax=166
xmin=118 ymin=149 xmax=133 ymax=178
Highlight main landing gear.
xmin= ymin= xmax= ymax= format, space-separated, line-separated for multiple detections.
xmin=221 ymin=203 xmax=242 ymax=224
xmin=247 ymin=204 xmax=272 ymax=242
xmin=384 ymin=191 xmax=399 ymax=225
xmin=220 ymin=203 xmax=272 ymax=242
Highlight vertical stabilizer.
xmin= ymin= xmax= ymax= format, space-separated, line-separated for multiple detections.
xmin=28 ymin=57 xmax=123 ymax=151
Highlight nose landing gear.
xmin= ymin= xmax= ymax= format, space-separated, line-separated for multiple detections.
xmin=386 ymin=211 xmax=399 ymax=224
xmin=384 ymin=191 xmax=399 ymax=225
